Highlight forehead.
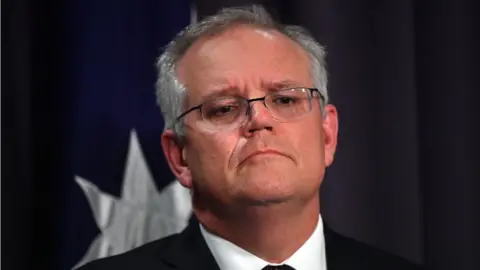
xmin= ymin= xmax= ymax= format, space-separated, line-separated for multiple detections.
xmin=176 ymin=25 xmax=312 ymax=102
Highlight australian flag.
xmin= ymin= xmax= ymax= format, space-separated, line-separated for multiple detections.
xmin=58 ymin=1 xmax=193 ymax=269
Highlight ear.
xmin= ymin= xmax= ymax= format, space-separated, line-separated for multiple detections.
xmin=161 ymin=129 xmax=192 ymax=189
xmin=321 ymin=104 xmax=339 ymax=167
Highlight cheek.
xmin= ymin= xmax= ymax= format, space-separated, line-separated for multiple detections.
xmin=190 ymin=130 xmax=239 ymax=177
xmin=295 ymin=122 xmax=325 ymax=165
xmin=295 ymin=124 xmax=326 ymax=187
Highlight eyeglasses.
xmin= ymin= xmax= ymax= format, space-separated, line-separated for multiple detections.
xmin=175 ymin=87 xmax=324 ymax=130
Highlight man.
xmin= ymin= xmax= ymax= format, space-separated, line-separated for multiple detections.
xmin=80 ymin=5 xmax=423 ymax=270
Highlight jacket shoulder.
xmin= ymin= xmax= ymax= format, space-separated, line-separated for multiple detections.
xmin=325 ymin=226 xmax=425 ymax=270
xmin=77 ymin=233 xmax=180 ymax=270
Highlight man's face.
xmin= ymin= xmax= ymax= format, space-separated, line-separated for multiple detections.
xmin=166 ymin=26 xmax=338 ymax=208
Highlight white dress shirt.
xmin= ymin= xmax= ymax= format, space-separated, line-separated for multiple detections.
xmin=200 ymin=214 xmax=327 ymax=270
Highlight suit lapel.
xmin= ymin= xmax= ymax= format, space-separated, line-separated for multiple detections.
xmin=324 ymin=221 xmax=377 ymax=270
xmin=324 ymin=222 xmax=356 ymax=270
xmin=159 ymin=220 xmax=221 ymax=270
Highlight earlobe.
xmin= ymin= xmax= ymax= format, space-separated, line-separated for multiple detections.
xmin=161 ymin=130 xmax=193 ymax=189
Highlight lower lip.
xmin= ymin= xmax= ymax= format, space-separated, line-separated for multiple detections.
xmin=239 ymin=152 xmax=285 ymax=167
xmin=248 ymin=152 xmax=282 ymax=159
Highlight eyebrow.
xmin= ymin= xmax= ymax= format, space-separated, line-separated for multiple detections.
xmin=199 ymin=87 xmax=242 ymax=103
xmin=198 ymin=79 xmax=305 ymax=103
xmin=265 ymin=80 xmax=304 ymax=91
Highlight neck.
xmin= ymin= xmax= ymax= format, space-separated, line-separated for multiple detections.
xmin=196 ymin=194 xmax=320 ymax=263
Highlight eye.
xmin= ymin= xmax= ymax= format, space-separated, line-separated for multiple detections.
xmin=206 ymin=105 xmax=239 ymax=118
xmin=273 ymin=96 xmax=297 ymax=105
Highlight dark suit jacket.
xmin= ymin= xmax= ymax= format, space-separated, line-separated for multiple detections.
xmin=79 ymin=220 xmax=423 ymax=270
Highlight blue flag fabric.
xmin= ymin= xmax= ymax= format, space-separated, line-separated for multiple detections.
xmin=58 ymin=1 xmax=191 ymax=269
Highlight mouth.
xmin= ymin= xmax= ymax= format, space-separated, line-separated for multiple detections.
xmin=249 ymin=150 xmax=282 ymax=158
xmin=240 ymin=149 xmax=287 ymax=165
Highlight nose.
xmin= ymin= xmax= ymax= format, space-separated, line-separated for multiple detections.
xmin=247 ymin=99 xmax=269 ymax=118
xmin=243 ymin=100 xmax=274 ymax=134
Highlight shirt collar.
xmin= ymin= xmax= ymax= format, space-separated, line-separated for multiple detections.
xmin=200 ymin=214 xmax=326 ymax=270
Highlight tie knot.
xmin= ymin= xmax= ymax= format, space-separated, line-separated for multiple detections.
xmin=262 ymin=265 xmax=295 ymax=270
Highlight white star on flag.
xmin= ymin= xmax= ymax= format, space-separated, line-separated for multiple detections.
xmin=73 ymin=130 xmax=192 ymax=269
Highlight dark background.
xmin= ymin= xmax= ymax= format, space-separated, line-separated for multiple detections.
xmin=3 ymin=0 xmax=479 ymax=269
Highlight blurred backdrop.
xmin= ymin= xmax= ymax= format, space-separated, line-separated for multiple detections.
xmin=3 ymin=0 xmax=479 ymax=269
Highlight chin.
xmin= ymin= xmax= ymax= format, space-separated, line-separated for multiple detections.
xmin=237 ymin=193 xmax=293 ymax=206
xmin=235 ymin=181 xmax=298 ymax=205
xmin=232 ymin=167 xmax=319 ymax=204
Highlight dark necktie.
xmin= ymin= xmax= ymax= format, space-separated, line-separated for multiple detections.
xmin=262 ymin=265 xmax=296 ymax=270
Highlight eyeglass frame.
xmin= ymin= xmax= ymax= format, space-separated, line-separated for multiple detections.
xmin=173 ymin=87 xmax=325 ymax=129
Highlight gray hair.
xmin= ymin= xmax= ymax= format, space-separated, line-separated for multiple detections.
xmin=155 ymin=4 xmax=328 ymax=138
